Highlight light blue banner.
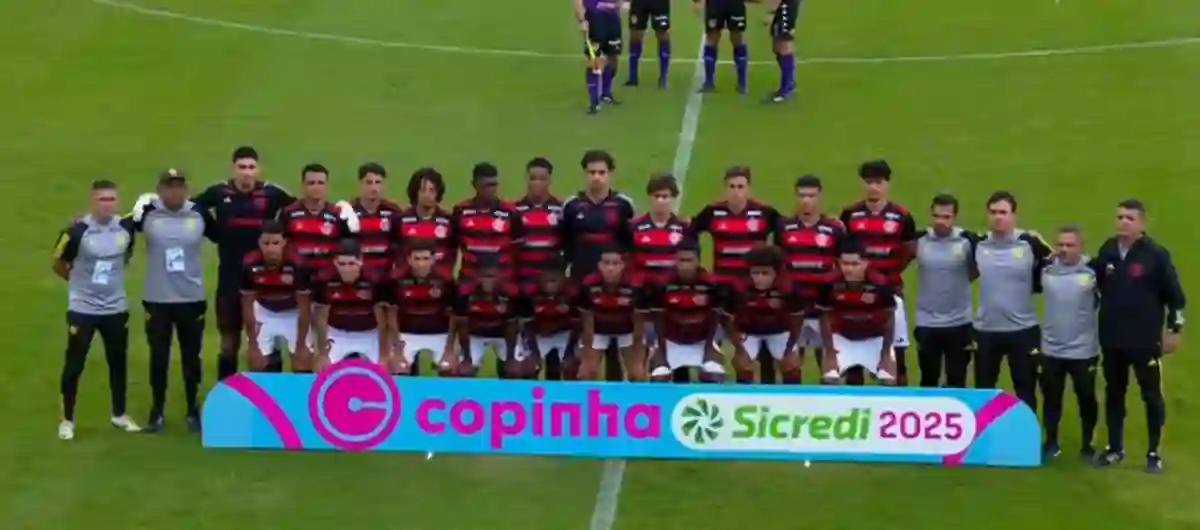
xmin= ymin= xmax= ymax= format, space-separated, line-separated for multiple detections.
xmin=202 ymin=360 xmax=1040 ymax=467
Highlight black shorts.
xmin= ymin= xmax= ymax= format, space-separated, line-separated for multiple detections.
xmin=705 ymin=0 xmax=747 ymax=32
xmin=770 ymin=0 xmax=798 ymax=40
xmin=586 ymin=11 xmax=624 ymax=56
xmin=629 ymin=0 xmax=671 ymax=31
xmin=214 ymin=290 xmax=243 ymax=332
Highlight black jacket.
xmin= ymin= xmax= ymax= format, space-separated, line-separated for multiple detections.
xmin=1090 ymin=235 xmax=1185 ymax=351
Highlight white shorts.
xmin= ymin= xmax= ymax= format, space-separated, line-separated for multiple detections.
xmin=743 ymin=332 xmax=792 ymax=361
xmin=399 ymin=332 xmax=450 ymax=364
xmin=892 ymin=295 xmax=909 ymax=347
xmin=253 ymin=303 xmax=303 ymax=355
xmin=652 ymin=340 xmax=725 ymax=377
xmin=467 ymin=336 xmax=521 ymax=366
xmin=796 ymin=318 xmax=823 ymax=349
xmin=826 ymin=334 xmax=895 ymax=381
xmin=528 ymin=330 xmax=572 ymax=360
xmin=327 ymin=327 xmax=381 ymax=364
xmin=589 ymin=333 xmax=633 ymax=350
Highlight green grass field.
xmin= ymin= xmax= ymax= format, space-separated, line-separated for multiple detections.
xmin=2 ymin=0 xmax=1198 ymax=528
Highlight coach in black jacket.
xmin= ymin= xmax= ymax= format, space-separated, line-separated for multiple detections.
xmin=1090 ymin=199 xmax=1184 ymax=473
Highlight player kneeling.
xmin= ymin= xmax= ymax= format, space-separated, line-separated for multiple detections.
xmin=724 ymin=245 xmax=802 ymax=384
xmin=455 ymin=256 xmax=521 ymax=378
xmin=241 ymin=221 xmax=314 ymax=373
xmin=313 ymin=240 xmax=391 ymax=371
xmin=518 ymin=258 xmax=578 ymax=380
xmin=577 ymin=246 xmax=649 ymax=381
xmin=816 ymin=242 xmax=898 ymax=385
xmin=383 ymin=240 xmax=458 ymax=376
xmin=649 ymin=241 xmax=725 ymax=383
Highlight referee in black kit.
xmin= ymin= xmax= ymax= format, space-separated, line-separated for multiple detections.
xmin=1091 ymin=199 xmax=1185 ymax=473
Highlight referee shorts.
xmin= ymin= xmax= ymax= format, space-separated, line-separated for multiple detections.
xmin=705 ymin=0 xmax=747 ymax=32
xmin=629 ymin=0 xmax=670 ymax=31
xmin=770 ymin=0 xmax=799 ymax=41
xmin=586 ymin=11 xmax=624 ymax=56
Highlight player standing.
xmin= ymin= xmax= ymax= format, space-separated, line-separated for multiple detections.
xmin=396 ymin=167 xmax=457 ymax=279
xmin=452 ymin=163 xmax=523 ymax=282
xmin=774 ymin=175 xmax=844 ymax=376
xmin=630 ymin=173 xmax=689 ymax=285
xmin=839 ymin=160 xmax=917 ymax=385
xmin=455 ymin=257 xmax=522 ymax=378
xmin=515 ymin=158 xmax=564 ymax=284
xmin=577 ymin=246 xmax=649 ymax=381
xmin=240 ymin=221 xmax=313 ymax=373
xmin=382 ymin=241 xmax=458 ymax=376
xmin=189 ymin=146 xmax=293 ymax=381
xmin=574 ymin=0 xmax=625 ymax=113
xmin=724 ymin=245 xmax=803 ymax=383
xmin=349 ymin=162 xmax=404 ymax=272
xmin=913 ymin=194 xmax=979 ymax=388
xmin=761 ymin=0 xmax=798 ymax=102
xmin=281 ymin=164 xmax=350 ymax=273
xmin=693 ymin=0 xmax=749 ymax=93
xmin=561 ymin=150 xmax=636 ymax=382
xmin=691 ymin=166 xmax=778 ymax=380
xmin=624 ymin=0 xmax=671 ymax=88
xmin=519 ymin=257 xmax=579 ymax=380
xmin=817 ymin=242 xmax=899 ymax=385
xmin=649 ymin=241 xmax=725 ymax=382
xmin=312 ymin=240 xmax=390 ymax=370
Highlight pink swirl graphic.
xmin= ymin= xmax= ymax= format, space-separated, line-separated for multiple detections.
xmin=941 ymin=392 xmax=1020 ymax=466
xmin=224 ymin=374 xmax=303 ymax=450
xmin=308 ymin=360 xmax=401 ymax=451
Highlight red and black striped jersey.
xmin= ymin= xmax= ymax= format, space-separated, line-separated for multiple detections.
xmin=514 ymin=196 xmax=564 ymax=280
xmin=394 ymin=206 xmax=457 ymax=279
xmin=313 ymin=267 xmax=386 ymax=332
xmin=351 ymin=198 xmax=404 ymax=272
xmin=816 ymin=276 xmax=897 ymax=340
xmin=454 ymin=281 xmax=520 ymax=338
xmin=650 ymin=270 xmax=723 ymax=345
xmin=629 ymin=213 xmax=690 ymax=285
xmin=518 ymin=281 xmax=578 ymax=336
xmin=774 ymin=214 xmax=845 ymax=309
xmin=577 ymin=272 xmax=648 ymax=336
xmin=839 ymin=201 xmax=917 ymax=290
xmin=723 ymin=279 xmax=798 ymax=336
xmin=280 ymin=202 xmax=347 ymax=271
xmin=451 ymin=198 xmax=523 ymax=280
xmin=240 ymin=251 xmax=310 ymax=313
xmin=691 ymin=199 xmax=778 ymax=286
xmin=383 ymin=268 xmax=455 ymax=335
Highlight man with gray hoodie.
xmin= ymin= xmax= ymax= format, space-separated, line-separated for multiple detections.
xmin=132 ymin=169 xmax=216 ymax=433
xmin=1038 ymin=224 xmax=1099 ymax=462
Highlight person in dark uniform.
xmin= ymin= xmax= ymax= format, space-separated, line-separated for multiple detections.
xmin=574 ymin=0 xmax=625 ymax=113
xmin=1091 ymin=199 xmax=1185 ymax=473
xmin=624 ymin=0 xmax=672 ymax=88
xmin=693 ymin=0 xmax=749 ymax=93
xmin=761 ymin=0 xmax=800 ymax=102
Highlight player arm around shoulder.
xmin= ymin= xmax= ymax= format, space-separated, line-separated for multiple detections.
xmin=51 ymin=219 xmax=86 ymax=280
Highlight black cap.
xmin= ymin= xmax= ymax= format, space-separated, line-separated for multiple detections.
xmin=158 ymin=168 xmax=187 ymax=184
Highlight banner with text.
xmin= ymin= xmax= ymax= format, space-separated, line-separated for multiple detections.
xmin=202 ymin=360 xmax=1040 ymax=467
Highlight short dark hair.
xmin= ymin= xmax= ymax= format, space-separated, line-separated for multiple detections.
xmin=91 ymin=179 xmax=118 ymax=191
xmin=747 ymin=244 xmax=783 ymax=269
xmin=231 ymin=146 xmax=259 ymax=162
xmin=300 ymin=163 xmax=330 ymax=181
xmin=986 ymin=190 xmax=1018 ymax=212
xmin=724 ymin=165 xmax=752 ymax=182
xmin=580 ymin=149 xmax=615 ymax=171
xmin=261 ymin=220 xmax=285 ymax=235
xmin=675 ymin=237 xmax=700 ymax=255
xmin=357 ymin=162 xmax=386 ymax=180
xmin=794 ymin=174 xmax=822 ymax=190
xmin=598 ymin=243 xmax=624 ymax=259
xmin=838 ymin=238 xmax=864 ymax=256
xmin=1118 ymin=198 xmax=1146 ymax=215
xmin=405 ymin=238 xmax=437 ymax=256
xmin=472 ymin=162 xmax=499 ymax=181
xmin=1058 ymin=223 xmax=1083 ymax=236
xmin=646 ymin=173 xmax=679 ymax=196
xmin=526 ymin=157 xmax=554 ymax=174
xmin=335 ymin=239 xmax=361 ymax=257
xmin=858 ymin=159 xmax=892 ymax=181
xmin=931 ymin=193 xmax=959 ymax=214
xmin=407 ymin=167 xmax=446 ymax=205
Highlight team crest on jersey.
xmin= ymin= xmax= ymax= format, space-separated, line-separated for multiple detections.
xmin=768 ymin=298 xmax=782 ymax=309
xmin=357 ymin=289 xmax=373 ymax=300
xmin=496 ymin=301 xmax=508 ymax=313
xmin=546 ymin=213 xmax=557 ymax=225
xmin=746 ymin=219 xmax=760 ymax=232
xmin=617 ymin=296 xmax=631 ymax=306
xmin=428 ymin=286 xmax=441 ymax=298
xmin=1011 ymin=247 xmax=1025 ymax=259
xmin=434 ymin=225 xmax=448 ymax=238
xmin=861 ymin=292 xmax=876 ymax=304
xmin=815 ymin=233 xmax=831 ymax=247
xmin=280 ymin=274 xmax=293 ymax=285
xmin=320 ymin=222 xmax=334 ymax=235
xmin=953 ymin=242 xmax=966 ymax=256
xmin=883 ymin=221 xmax=899 ymax=234
xmin=184 ymin=218 xmax=198 ymax=234
xmin=693 ymin=294 xmax=708 ymax=305
xmin=668 ymin=231 xmax=683 ymax=245
xmin=716 ymin=221 xmax=728 ymax=231
xmin=114 ymin=231 xmax=129 ymax=250
xmin=1128 ymin=263 xmax=1143 ymax=278
xmin=253 ymin=196 xmax=267 ymax=211
xmin=379 ymin=218 xmax=390 ymax=231
xmin=492 ymin=219 xmax=507 ymax=232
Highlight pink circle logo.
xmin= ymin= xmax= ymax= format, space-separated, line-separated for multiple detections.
xmin=308 ymin=360 xmax=401 ymax=451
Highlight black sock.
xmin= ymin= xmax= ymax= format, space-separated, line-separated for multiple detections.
xmin=265 ymin=355 xmax=283 ymax=373
xmin=61 ymin=392 xmax=77 ymax=422
xmin=184 ymin=381 xmax=199 ymax=416
xmin=217 ymin=352 xmax=237 ymax=381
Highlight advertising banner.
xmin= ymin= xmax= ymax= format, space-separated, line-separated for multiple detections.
xmin=202 ymin=360 xmax=1040 ymax=467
